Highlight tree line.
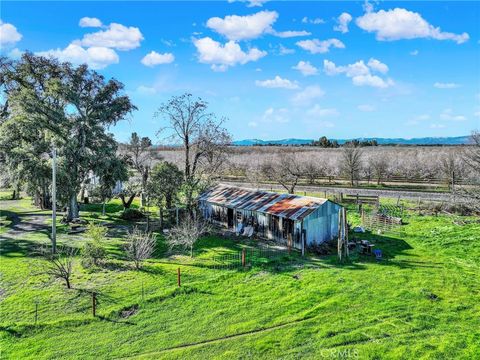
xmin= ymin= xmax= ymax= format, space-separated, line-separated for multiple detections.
xmin=0 ymin=53 xmax=231 ymax=225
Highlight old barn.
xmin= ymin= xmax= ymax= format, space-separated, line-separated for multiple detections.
xmin=198 ymin=184 xmax=344 ymax=251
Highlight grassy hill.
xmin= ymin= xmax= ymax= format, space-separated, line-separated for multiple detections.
xmin=0 ymin=196 xmax=479 ymax=359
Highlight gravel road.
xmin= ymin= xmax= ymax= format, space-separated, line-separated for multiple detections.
xmin=221 ymin=181 xmax=454 ymax=202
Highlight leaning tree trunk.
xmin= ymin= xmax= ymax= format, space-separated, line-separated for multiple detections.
xmin=66 ymin=193 xmax=79 ymax=221
xmin=120 ymin=194 xmax=136 ymax=209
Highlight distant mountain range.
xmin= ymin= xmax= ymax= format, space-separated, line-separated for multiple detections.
xmin=232 ymin=136 xmax=471 ymax=146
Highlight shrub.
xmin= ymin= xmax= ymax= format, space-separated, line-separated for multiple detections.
xmin=120 ymin=208 xmax=144 ymax=220
xmin=82 ymin=222 xmax=108 ymax=267
xmin=124 ymin=228 xmax=156 ymax=269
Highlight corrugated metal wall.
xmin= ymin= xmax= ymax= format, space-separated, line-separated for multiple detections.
xmin=199 ymin=200 xmax=341 ymax=249
xmin=301 ymin=201 xmax=341 ymax=246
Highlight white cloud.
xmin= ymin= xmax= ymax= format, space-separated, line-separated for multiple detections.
xmin=8 ymin=48 xmax=23 ymax=59
xmin=430 ymin=123 xmax=446 ymax=129
xmin=307 ymin=104 xmax=339 ymax=118
xmin=434 ymin=82 xmax=460 ymax=89
xmin=262 ymin=107 xmax=289 ymax=123
xmin=334 ymin=12 xmax=352 ymax=33
xmin=352 ymin=74 xmax=393 ymax=88
xmin=278 ymin=44 xmax=295 ymax=55
xmin=193 ymin=37 xmax=266 ymax=71
xmin=248 ymin=121 xmax=258 ymax=127
xmin=356 ymin=8 xmax=469 ymax=44
xmin=440 ymin=108 xmax=466 ymax=121
xmin=367 ymin=58 xmax=388 ymax=73
xmin=302 ymin=17 xmax=325 ymax=25
xmin=79 ymin=17 xmax=102 ymax=28
xmin=323 ymin=59 xmax=394 ymax=88
xmin=228 ymin=0 xmax=269 ymax=7
xmin=296 ymin=38 xmax=345 ymax=54
xmin=206 ymin=11 xmax=278 ymax=41
xmin=474 ymin=111 xmax=480 ymax=118
xmin=292 ymin=61 xmax=318 ymax=76
xmin=136 ymin=85 xmax=157 ymax=95
xmin=410 ymin=49 xmax=419 ymax=56
xmin=416 ymin=114 xmax=430 ymax=121
xmin=76 ymin=22 xmax=144 ymax=50
xmin=255 ymin=75 xmax=299 ymax=89
xmin=36 ymin=44 xmax=119 ymax=69
xmin=291 ymin=85 xmax=325 ymax=106
xmin=0 ymin=20 xmax=22 ymax=46
xmin=357 ymin=104 xmax=376 ymax=112
xmin=141 ymin=51 xmax=174 ymax=67
xmin=272 ymin=30 xmax=311 ymax=38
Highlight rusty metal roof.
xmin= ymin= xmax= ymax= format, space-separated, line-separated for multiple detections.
xmin=198 ymin=184 xmax=331 ymax=221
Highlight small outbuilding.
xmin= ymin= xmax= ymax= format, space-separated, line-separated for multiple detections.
xmin=198 ymin=184 xmax=345 ymax=251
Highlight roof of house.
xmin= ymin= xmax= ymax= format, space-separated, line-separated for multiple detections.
xmin=198 ymin=184 xmax=336 ymax=221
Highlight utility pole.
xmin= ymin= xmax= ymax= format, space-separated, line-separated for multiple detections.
xmin=51 ymin=147 xmax=57 ymax=254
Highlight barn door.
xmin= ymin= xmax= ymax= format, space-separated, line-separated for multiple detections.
xmin=227 ymin=208 xmax=234 ymax=228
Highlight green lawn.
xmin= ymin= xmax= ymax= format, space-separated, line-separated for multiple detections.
xmin=0 ymin=196 xmax=479 ymax=359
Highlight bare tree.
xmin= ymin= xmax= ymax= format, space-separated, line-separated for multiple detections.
xmin=33 ymin=245 xmax=77 ymax=289
xmin=262 ymin=152 xmax=303 ymax=194
xmin=440 ymin=153 xmax=462 ymax=193
xmin=125 ymin=133 xmax=162 ymax=206
xmin=124 ymin=228 xmax=157 ymax=269
xmin=155 ymin=93 xmax=231 ymax=212
xmin=166 ymin=216 xmax=210 ymax=257
xmin=341 ymin=144 xmax=363 ymax=186
xmin=459 ymin=131 xmax=480 ymax=211
xmin=371 ymin=156 xmax=389 ymax=185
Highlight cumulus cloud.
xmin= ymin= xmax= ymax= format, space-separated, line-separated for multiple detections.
xmin=206 ymin=11 xmax=278 ymax=41
xmin=277 ymin=44 xmax=295 ymax=55
xmin=255 ymin=75 xmax=299 ymax=89
xmin=440 ymin=108 xmax=466 ymax=121
xmin=75 ymin=22 xmax=144 ymax=50
xmin=79 ymin=17 xmax=102 ymax=28
xmin=301 ymin=17 xmax=325 ymax=24
xmin=356 ymin=8 xmax=469 ymax=44
xmin=334 ymin=13 xmax=352 ymax=33
xmin=434 ymin=82 xmax=461 ymax=89
xmin=357 ymin=104 xmax=376 ymax=112
xmin=262 ymin=107 xmax=289 ymax=123
xmin=36 ymin=44 xmax=119 ymax=69
xmin=367 ymin=58 xmax=388 ymax=73
xmin=410 ymin=49 xmax=419 ymax=56
xmin=193 ymin=37 xmax=266 ymax=71
xmin=271 ymin=30 xmax=311 ymax=38
xmin=141 ymin=51 xmax=175 ymax=66
xmin=8 ymin=48 xmax=23 ymax=59
xmin=296 ymin=38 xmax=345 ymax=54
xmin=228 ymin=0 xmax=269 ymax=7
xmin=292 ymin=61 xmax=318 ymax=76
xmin=307 ymin=104 xmax=339 ymax=118
xmin=248 ymin=121 xmax=258 ymax=127
xmin=291 ymin=85 xmax=325 ymax=106
xmin=323 ymin=59 xmax=394 ymax=88
xmin=0 ymin=20 xmax=22 ymax=46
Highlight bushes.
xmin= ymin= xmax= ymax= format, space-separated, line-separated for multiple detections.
xmin=82 ymin=222 xmax=108 ymax=268
xmin=120 ymin=208 xmax=144 ymax=220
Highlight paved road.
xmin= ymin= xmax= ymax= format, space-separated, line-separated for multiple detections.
xmin=220 ymin=181 xmax=454 ymax=202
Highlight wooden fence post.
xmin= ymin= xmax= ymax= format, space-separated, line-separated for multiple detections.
xmin=177 ymin=267 xmax=181 ymax=287
xmin=242 ymin=248 xmax=246 ymax=267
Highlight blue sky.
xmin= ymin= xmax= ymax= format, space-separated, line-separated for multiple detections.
xmin=1 ymin=1 xmax=479 ymax=141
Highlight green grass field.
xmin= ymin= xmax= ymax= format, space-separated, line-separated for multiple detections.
xmin=0 ymin=195 xmax=479 ymax=359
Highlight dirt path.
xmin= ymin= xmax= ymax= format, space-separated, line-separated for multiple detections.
xmin=124 ymin=316 xmax=315 ymax=359
xmin=0 ymin=200 xmax=51 ymax=237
